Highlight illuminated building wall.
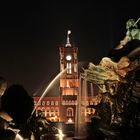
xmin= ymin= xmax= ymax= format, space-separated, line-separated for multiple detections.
xmin=59 ymin=31 xmax=78 ymax=123
xmin=33 ymin=31 xmax=96 ymax=123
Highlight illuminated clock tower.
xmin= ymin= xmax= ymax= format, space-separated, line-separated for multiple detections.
xmin=59 ymin=30 xmax=78 ymax=123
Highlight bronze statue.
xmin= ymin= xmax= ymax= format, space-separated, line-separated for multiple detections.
xmin=82 ymin=18 xmax=140 ymax=139
xmin=115 ymin=18 xmax=140 ymax=50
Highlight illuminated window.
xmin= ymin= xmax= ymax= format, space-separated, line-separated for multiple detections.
xmin=62 ymin=100 xmax=65 ymax=105
xmin=66 ymin=80 xmax=69 ymax=87
xmin=75 ymin=100 xmax=78 ymax=105
xmin=66 ymin=63 xmax=72 ymax=74
xmin=74 ymin=90 xmax=78 ymax=95
xmin=91 ymin=108 xmax=95 ymax=114
xmin=42 ymin=101 xmax=45 ymax=106
xmin=55 ymin=107 xmax=59 ymax=115
xmin=74 ymin=64 xmax=77 ymax=72
xmin=51 ymin=101 xmax=54 ymax=106
xmin=66 ymin=100 xmax=69 ymax=105
xmin=69 ymin=63 xmax=72 ymax=74
xmin=55 ymin=101 xmax=58 ymax=106
xmin=90 ymin=101 xmax=93 ymax=105
xmin=72 ymin=100 xmax=75 ymax=105
xmin=51 ymin=107 xmax=54 ymax=116
xmin=46 ymin=107 xmax=50 ymax=116
xmin=67 ymin=108 xmax=73 ymax=117
xmin=47 ymin=101 xmax=50 ymax=105
xmin=86 ymin=108 xmax=91 ymax=114
xmin=69 ymin=100 xmax=71 ymax=105
xmin=51 ymin=107 xmax=54 ymax=112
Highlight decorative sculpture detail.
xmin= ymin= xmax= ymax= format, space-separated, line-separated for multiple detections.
xmin=82 ymin=18 xmax=140 ymax=139
xmin=115 ymin=18 xmax=140 ymax=50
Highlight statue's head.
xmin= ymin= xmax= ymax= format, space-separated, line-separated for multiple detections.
xmin=126 ymin=19 xmax=137 ymax=30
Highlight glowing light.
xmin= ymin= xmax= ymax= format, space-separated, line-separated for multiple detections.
xmin=68 ymin=118 xmax=73 ymax=124
xmin=55 ymin=128 xmax=65 ymax=140
xmin=68 ymin=30 xmax=71 ymax=35
xmin=66 ymin=55 xmax=72 ymax=61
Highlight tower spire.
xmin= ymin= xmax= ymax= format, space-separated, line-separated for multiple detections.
xmin=65 ymin=30 xmax=71 ymax=47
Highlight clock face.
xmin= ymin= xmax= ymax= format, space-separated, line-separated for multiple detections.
xmin=66 ymin=55 xmax=72 ymax=61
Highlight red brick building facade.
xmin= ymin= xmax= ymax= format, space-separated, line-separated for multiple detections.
xmin=33 ymin=31 xmax=95 ymax=124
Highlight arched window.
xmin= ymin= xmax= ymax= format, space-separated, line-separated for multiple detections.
xmin=69 ymin=100 xmax=71 ymax=105
xmin=46 ymin=107 xmax=50 ymax=116
xmin=66 ymin=100 xmax=69 ymax=105
xmin=51 ymin=101 xmax=54 ymax=106
xmin=42 ymin=101 xmax=45 ymax=106
xmin=55 ymin=107 xmax=59 ymax=116
xmin=72 ymin=100 xmax=75 ymax=105
xmin=67 ymin=108 xmax=73 ymax=117
xmin=90 ymin=101 xmax=93 ymax=105
xmin=62 ymin=100 xmax=65 ymax=105
xmin=46 ymin=101 xmax=50 ymax=105
xmin=51 ymin=107 xmax=54 ymax=116
xmin=55 ymin=101 xmax=58 ymax=106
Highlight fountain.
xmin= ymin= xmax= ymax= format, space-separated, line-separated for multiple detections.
xmin=30 ymin=18 xmax=140 ymax=139
xmin=54 ymin=127 xmax=65 ymax=140
xmin=32 ymin=69 xmax=66 ymax=115
xmin=74 ymin=74 xmax=90 ymax=140
xmin=30 ymin=62 xmax=93 ymax=140
xmin=29 ymin=70 xmax=68 ymax=140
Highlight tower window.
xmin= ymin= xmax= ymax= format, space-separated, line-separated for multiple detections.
xmin=74 ymin=64 xmax=77 ymax=72
xmin=66 ymin=63 xmax=72 ymax=74
xmin=66 ymin=80 xmax=69 ymax=87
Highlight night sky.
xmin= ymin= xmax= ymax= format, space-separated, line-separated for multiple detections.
xmin=0 ymin=1 xmax=139 ymax=96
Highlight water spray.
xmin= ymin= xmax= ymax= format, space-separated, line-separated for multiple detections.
xmin=134 ymin=17 xmax=140 ymax=26
xmin=31 ymin=69 xmax=67 ymax=115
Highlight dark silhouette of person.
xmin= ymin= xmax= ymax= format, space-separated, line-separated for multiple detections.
xmin=0 ymin=84 xmax=34 ymax=139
